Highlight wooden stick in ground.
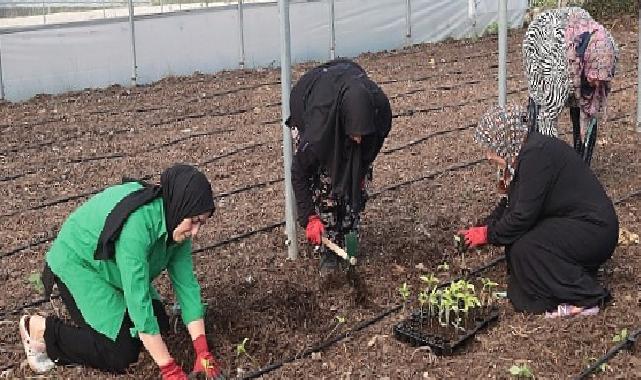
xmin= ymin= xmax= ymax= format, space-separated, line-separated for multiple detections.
xmin=321 ymin=236 xmax=357 ymax=265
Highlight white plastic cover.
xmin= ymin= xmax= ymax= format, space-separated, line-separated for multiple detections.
xmin=0 ymin=0 xmax=527 ymax=101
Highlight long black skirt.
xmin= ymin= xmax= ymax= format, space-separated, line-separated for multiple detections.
xmin=506 ymin=217 xmax=618 ymax=314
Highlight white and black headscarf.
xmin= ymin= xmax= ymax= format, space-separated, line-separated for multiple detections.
xmin=94 ymin=164 xmax=214 ymax=260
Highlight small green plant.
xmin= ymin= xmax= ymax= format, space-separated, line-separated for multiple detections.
xmin=509 ymin=363 xmax=534 ymax=378
xmin=612 ymin=328 xmax=629 ymax=342
xmin=28 ymin=272 xmax=44 ymax=293
xmin=235 ymin=337 xmax=258 ymax=365
xmin=417 ymin=290 xmax=428 ymax=321
xmin=436 ymin=262 xmax=449 ymax=272
xmin=398 ymin=282 xmax=411 ymax=305
xmin=419 ymin=273 xmax=439 ymax=291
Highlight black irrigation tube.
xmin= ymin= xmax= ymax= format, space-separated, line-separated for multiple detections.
xmin=0 ymin=46 xmax=523 ymax=155
xmin=0 ymin=100 xmax=633 ymax=260
xmin=0 ymin=143 xmax=267 ymax=259
xmin=0 ymin=75 xmax=532 ymax=218
xmin=241 ymin=253 xmax=507 ymax=379
xmin=0 ymin=127 xmax=236 ymax=183
xmin=576 ymin=329 xmax=641 ymax=379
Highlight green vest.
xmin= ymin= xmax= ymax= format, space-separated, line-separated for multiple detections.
xmin=46 ymin=182 xmax=204 ymax=340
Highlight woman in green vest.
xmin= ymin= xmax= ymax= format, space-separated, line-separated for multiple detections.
xmin=18 ymin=164 xmax=224 ymax=380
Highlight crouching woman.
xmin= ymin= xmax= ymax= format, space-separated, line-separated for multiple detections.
xmin=460 ymin=105 xmax=618 ymax=318
xmin=19 ymin=164 xmax=224 ymax=380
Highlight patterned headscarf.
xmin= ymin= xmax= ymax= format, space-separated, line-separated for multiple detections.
xmin=565 ymin=8 xmax=618 ymax=118
xmin=475 ymin=105 xmax=529 ymax=186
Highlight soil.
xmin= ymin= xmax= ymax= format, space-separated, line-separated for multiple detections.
xmin=1 ymin=15 xmax=641 ymax=380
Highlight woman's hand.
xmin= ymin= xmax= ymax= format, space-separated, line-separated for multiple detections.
xmin=160 ymin=360 xmax=188 ymax=380
xmin=305 ymin=215 xmax=324 ymax=245
xmin=191 ymin=335 xmax=224 ymax=379
xmin=458 ymin=226 xmax=488 ymax=248
xmin=187 ymin=320 xmax=225 ymax=379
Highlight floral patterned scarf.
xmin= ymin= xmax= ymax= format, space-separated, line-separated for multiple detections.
xmin=475 ymin=105 xmax=529 ymax=189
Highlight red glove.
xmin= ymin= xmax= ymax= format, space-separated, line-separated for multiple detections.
xmin=192 ymin=335 xmax=223 ymax=379
xmin=305 ymin=215 xmax=324 ymax=245
xmin=459 ymin=226 xmax=488 ymax=248
xmin=160 ymin=360 xmax=188 ymax=380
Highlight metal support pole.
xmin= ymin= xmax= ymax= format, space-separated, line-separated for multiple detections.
xmin=102 ymin=0 xmax=106 ymax=19
xmin=42 ymin=0 xmax=46 ymax=24
xmin=238 ymin=0 xmax=245 ymax=68
xmin=127 ymin=0 xmax=137 ymax=86
xmin=278 ymin=0 xmax=299 ymax=260
xmin=0 ymin=41 xmax=4 ymax=101
xmin=405 ymin=0 xmax=411 ymax=46
xmin=328 ymin=0 xmax=335 ymax=60
xmin=498 ymin=0 xmax=507 ymax=107
xmin=636 ymin=3 xmax=641 ymax=132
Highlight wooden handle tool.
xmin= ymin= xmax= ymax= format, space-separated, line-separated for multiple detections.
xmin=321 ymin=236 xmax=357 ymax=265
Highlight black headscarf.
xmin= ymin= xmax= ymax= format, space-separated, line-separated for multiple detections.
xmin=94 ymin=164 xmax=214 ymax=260
xmin=291 ymin=59 xmax=392 ymax=212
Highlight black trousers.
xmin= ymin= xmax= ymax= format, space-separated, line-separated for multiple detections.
xmin=43 ymin=273 xmax=169 ymax=373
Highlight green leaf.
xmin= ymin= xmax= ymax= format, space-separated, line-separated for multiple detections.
xmin=28 ymin=272 xmax=44 ymax=293
xmin=509 ymin=365 xmax=522 ymax=375
xmin=236 ymin=337 xmax=249 ymax=356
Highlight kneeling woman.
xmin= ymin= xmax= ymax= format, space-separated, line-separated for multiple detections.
xmin=19 ymin=164 xmax=224 ymax=380
xmin=460 ymin=105 xmax=618 ymax=317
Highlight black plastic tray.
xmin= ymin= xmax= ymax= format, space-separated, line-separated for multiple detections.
xmin=393 ymin=306 xmax=499 ymax=355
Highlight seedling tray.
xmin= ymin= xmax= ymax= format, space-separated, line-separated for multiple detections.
xmin=393 ymin=306 xmax=499 ymax=355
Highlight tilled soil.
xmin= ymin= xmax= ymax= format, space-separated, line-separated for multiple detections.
xmin=1 ymin=16 xmax=641 ymax=380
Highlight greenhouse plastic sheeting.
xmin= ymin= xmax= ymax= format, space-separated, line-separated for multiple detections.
xmin=0 ymin=0 xmax=527 ymax=102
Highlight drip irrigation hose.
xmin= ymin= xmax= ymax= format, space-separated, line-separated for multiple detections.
xmin=575 ymin=328 xmax=641 ymax=380
xmin=240 ymin=253 xmax=506 ymax=379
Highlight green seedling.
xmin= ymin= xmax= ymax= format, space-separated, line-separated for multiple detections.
xmin=28 ymin=272 xmax=44 ymax=293
xmin=235 ymin=337 xmax=258 ymax=366
xmin=428 ymin=288 xmax=441 ymax=326
xmin=419 ymin=273 xmax=439 ymax=293
xmin=508 ymin=363 xmax=534 ymax=378
xmin=418 ymin=290 xmax=429 ymax=321
xmin=398 ymin=282 xmax=411 ymax=307
xmin=612 ymin=328 xmax=629 ymax=342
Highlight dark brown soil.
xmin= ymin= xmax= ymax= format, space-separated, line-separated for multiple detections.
xmin=1 ymin=16 xmax=640 ymax=380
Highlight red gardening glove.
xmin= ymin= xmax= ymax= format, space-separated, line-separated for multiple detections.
xmin=160 ymin=360 xmax=188 ymax=380
xmin=192 ymin=335 xmax=224 ymax=379
xmin=305 ymin=214 xmax=324 ymax=245
xmin=459 ymin=226 xmax=488 ymax=248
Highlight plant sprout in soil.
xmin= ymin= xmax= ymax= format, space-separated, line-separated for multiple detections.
xmin=235 ymin=337 xmax=258 ymax=366
xmin=612 ymin=328 xmax=629 ymax=342
xmin=508 ymin=363 xmax=534 ymax=378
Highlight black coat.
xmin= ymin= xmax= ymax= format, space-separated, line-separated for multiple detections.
xmin=487 ymin=132 xmax=618 ymax=313
xmin=289 ymin=60 xmax=391 ymax=226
